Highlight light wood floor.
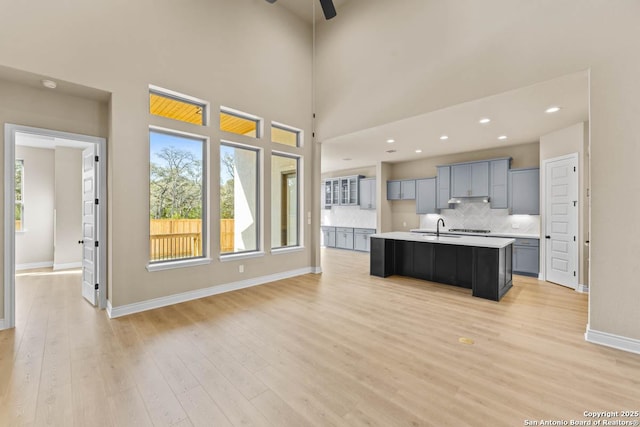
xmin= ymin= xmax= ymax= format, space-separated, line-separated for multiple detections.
xmin=1 ymin=250 xmax=639 ymax=427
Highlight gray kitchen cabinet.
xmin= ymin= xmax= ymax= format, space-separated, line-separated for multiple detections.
xmin=436 ymin=166 xmax=451 ymax=209
xmin=512 ymin=238 xmax=539 ymax=276
xmin=354 ymin=228 xmax=376 ymax=252
xmin=339 ymin=175 xmax=362 ymax=205
xmin=321 ymin=226 xmax=336 ymax=247
xmin=416 ymin=177 xmax=437 ymax=214
xmin=387 ymin=179 xmax=416 ymax=200
xmin=489 ymin=158 xmax=511 ymax=209
xmin=335 ymin=227 xmax=354 ymax=250
xmin=359 ymin=178 xmax=376 ymax=210
xmin=509 ymin=168 xmax=540 ymax=215
xmin=451 ymin=161 xmax=489 ymax=197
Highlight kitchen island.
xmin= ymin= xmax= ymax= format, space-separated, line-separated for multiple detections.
xmin=370 ymin=232 xmax=515 ymax=301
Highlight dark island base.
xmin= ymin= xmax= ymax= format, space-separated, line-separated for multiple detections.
xmin=370 ymin=237 xmax=513 ymax=301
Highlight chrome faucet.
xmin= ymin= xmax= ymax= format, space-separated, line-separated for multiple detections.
xmin=437 ymin=218 xmax=445 ymax=237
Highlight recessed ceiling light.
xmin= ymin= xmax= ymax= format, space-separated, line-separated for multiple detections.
xmin=415 ymin=149 xmax=422 ymax=153
xmin=545 ymin=106 xmax=561 ymax=114
xmin=440 ymin=135 xmax=449 ymax=140
xmin=479 ymin=118 xmax=491 ymax=124
xmin=498 ymin=135 xmax=508 ymax=140
xmin=386 ymin=139 xmax=395 ymax=143
xmin=41 ymin=79 xmax=57 ymax=89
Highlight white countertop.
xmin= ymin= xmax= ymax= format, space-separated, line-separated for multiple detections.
xmin=410 ymin=228 xmax=539 ymax=239
xmin=371 ymin=232 xmax=515 ymax=249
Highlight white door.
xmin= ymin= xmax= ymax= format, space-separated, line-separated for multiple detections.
xmin=545 ymin=154 xmax=578 ymax=288
xmin=81 ymin=146 xmax=98 ymax=305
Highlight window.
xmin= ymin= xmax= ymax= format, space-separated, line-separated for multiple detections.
xmin=271 ymin=154 xmax=299 ymax=249
xmin=220 ymin=143 xmax=260 ymax=254
xmin=271 ymin=122 xmax=301 ymax=147
xmin=220 ymin=107 xmax=261 ymax=138
xmin=149 ymin=86 xmax=207 ymax=126
xmin=149 ymin=129 xmax=206 ymax=262
xmin=15 ymin=159 xmax=24 ymax=232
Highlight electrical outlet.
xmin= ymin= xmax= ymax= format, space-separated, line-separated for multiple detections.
xmin=512 ymin=223 xmax=520 ymax=229
xmin=239 ymin=264 xmax=244 ymax=273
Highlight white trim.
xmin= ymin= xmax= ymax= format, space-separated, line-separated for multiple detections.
xmin=146 ymin=257 xmax=212 ymax=272
xmin=271 ymin=246 xmax=305 ymax=255
xmin=219 ymin=251 xmax=265 ymax=262
xmin=311 ymin=267 xmax=322 ymax=274
xmin=16 ymin=261 xmax=54 ymax=271
xmin=538 ymin=273 xmax=544 ymax=281
xmin=0 ymin=318 xmax=6 ymax=330
xmin=585 ymin=326 xmax=640 ymax=355
xmin=576 ymin=284 xmax=589 ymax=293
xmin=108 ymin=267 xmax=315 ymax=318
xmin=53 ymin=262 xmax=82 ymax=271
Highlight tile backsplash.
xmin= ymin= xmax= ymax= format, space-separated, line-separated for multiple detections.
xmin=321 ymin=206 xmax=377 ymax=229
xmin=419 ymin=201 xmax=540 ymax=235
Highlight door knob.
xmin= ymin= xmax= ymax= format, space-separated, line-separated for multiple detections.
xmin=78 ymin=240 xmax=84 ymax=244
xmin=545 ymin=236 xmax=551 ymax=239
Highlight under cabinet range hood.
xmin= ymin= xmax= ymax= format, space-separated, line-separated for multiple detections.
xmin=447 ymin=196 xmax=490 ymax=204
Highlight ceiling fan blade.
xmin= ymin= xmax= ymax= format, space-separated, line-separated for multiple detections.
xmin=319 ymin=0 xmax=337 ymax=20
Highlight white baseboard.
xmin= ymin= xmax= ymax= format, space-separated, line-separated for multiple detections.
xmin=312 ymin=266 xmax=322 ymax=274
xmin=16 ymin=261 xmax=53 ymax=271
xmin=53 ymin=262 xmax=82 ymax=271
xmin=585 ymin=326 xmax=640 ymax=355
xmin=0 ymin=318 xmax=6 ymax=330
xmin=538 ymin=273 xmax=543 ymax=280
xmin=108 ymin=267 xmax=315 ymax=319
xmin=576 ymin=283 xmax=589 ymax=293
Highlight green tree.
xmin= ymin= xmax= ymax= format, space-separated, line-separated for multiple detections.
xmin=220 ymin=152 xmax=235 ymax=219
xmin=150 ymin=146 xmax=202 ymax=219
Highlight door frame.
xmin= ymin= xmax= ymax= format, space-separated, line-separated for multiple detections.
xmin=3 ymin=124 xmax=107 ymax=329
xmin=541 ymin=152 xmax=579 ymax=288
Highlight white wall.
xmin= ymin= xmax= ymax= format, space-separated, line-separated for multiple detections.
xmin=316 ymin=0 xmax=640 ymax=342
xmin=15 ymin=146 xmax=55 ymax=269
xmin=54 ymin=147 xmax=83 ymax=269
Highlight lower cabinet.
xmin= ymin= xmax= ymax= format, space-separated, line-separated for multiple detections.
xmin=328 ymin=227 xmax=376 ymax=252
xmin=354 ymin=229 xmax=376 ymax=252
xmin=336 ymin=227 xmax=354 ymax=250
xmin=513 ymin=238 xmax=539 ymax=276
xmin=321 ymin=226 xmax=336 ymax=248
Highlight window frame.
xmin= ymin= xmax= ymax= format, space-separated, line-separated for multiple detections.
xmin=147 ymin=125 xmax=209 ymax=268
xmin=15 ymin=159 xmax=24 ymax=232
xmin=270 ymin=151 xmax=301 ymax=251
xmin=219 ymin=140 xmax=262 ymax=258
xmin=271 ymin=121 xmax=303 ymax=148
xmin=149 ymin=84 xmax=210 ymax=127
xmin=220 ymin=106 xmax=263 ymax=139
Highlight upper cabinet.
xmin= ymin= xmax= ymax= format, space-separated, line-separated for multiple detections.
xmin=436 ymin=166 xmax=451 ymax=209
xmin=509 ymin=168 xmax=540 ymax=215
xmin=359 ymin=178 xmax=376 ymax=210
xmin=489 ymin=158 xmax=511 ymax=209
xmin=416 ymin=178 xmax=437 ymax=214
xmin=451 ymin=161 xmax=489 ymax=197
xmin=387 ymin=179 xmax=416 ymax=200
xmin=323 ymin=175 xmax=363 ymax=207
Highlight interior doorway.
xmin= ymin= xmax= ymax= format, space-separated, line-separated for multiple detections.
xmin=543 ymin=153 xmax=579 ymax=289
xmin=3 ymin=124 xmax=107 ymax=329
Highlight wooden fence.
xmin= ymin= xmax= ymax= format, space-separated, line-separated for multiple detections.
xmin=149 ymin=219 xmax=235 ymax=261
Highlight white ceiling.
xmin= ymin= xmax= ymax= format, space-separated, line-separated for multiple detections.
xmin=16 ymin=132 xmax=93 ymax=150
xmin=321 ymin=71 xmax=589 ymax=173
xmin=276 ymin=0 xmax=350 ymax=22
